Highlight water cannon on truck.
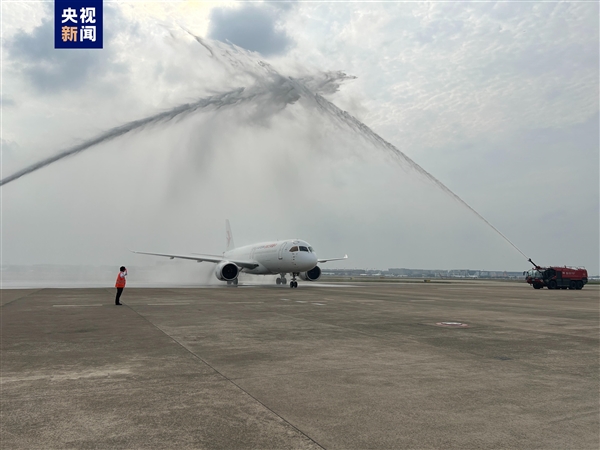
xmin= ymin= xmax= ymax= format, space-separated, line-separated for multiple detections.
xmin=524 ymin=258 xmax=588 ymax=290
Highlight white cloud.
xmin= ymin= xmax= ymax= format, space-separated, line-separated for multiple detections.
xmin=283 ymin=2 xmax=598 ymax=151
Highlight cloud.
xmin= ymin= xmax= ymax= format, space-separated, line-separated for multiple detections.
xmin=1 ymin=96 xmax=15 ymax=107
xmin=6 ymin=5 xmax=130 ymax=93
xmin=208 ymin=4 xmax=293 ymax=56
xmin=1 ymin=139 xmax=20 ymax=162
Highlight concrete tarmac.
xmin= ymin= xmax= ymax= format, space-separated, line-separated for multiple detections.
xmin=2 ymin=282 xmax=598 ymax=449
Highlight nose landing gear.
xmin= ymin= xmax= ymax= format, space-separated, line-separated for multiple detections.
xmin=276 ymin=274 xmax=298 ymax=288
xmin=289 ymin=273 xmax=299 ymax=288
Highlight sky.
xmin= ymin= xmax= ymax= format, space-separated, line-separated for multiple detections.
xmin=1 ymin=1 xmax=599 ymax=276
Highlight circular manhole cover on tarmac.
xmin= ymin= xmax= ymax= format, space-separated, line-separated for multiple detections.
xmin=436 ymin=322 xmax=469 ymax=328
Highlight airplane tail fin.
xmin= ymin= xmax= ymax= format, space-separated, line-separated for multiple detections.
xmin=225 ymin=219 xmax=235 ymax=252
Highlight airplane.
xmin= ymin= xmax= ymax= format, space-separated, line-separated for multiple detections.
xmin=132 ymin=220 xmax=348 ymax=288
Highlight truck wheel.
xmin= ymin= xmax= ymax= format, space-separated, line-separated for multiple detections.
xmin=533 ymin=283 xmax=542 ymax=289
xmin=548 ymin=280 xmax=557 ymax=290
xmin=576 ymin=281 xmax=583 ymax=290
xmin=569 ymin=281 xmax=576 ymax=290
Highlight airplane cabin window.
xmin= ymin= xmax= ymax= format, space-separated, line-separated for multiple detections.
xmin=289 ymin=246 xmax=299 ymax=252
xmin=299 ymin=246 xmax=309 ymax=252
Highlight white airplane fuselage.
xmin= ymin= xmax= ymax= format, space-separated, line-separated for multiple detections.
xmin=132 ymin=222 xmax=347 ymax=288
xmin=225 ymin=239 xmax=318 ymax=275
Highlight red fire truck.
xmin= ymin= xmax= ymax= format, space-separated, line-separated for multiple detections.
xmin=524 ymin=259 xmax=588 ymax=290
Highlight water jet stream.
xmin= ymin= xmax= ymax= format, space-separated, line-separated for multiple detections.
xmin=1 ymin=39 xmax=528 ymax=261
xmin=290 ymin=79 xmax=529 ymax=260
xmin=0 ymin=88 xmax=248 ymax=187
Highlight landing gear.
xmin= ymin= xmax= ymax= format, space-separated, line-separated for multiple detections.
xmin=289 ymin=273 xmax=299 ymax=288
xmin=276 ymin=275 xmax=288 ymax=286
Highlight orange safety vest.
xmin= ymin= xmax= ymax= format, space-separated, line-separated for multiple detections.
xmin=115 ymin=272 xmax=126 ymax=288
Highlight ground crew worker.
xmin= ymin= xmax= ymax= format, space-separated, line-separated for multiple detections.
xmin=115 ymin=266 xmax=127 ymax=305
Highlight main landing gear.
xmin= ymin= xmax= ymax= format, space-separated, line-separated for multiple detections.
xmin=276 ymin=275 xmax=287 ymax=285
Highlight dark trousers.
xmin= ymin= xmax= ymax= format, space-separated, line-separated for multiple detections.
xmin=115 ymin=288 xmax=124 ymax=304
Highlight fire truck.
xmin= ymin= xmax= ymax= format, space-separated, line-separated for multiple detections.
xmin=524 ymin=259 xmax=588 ymax=290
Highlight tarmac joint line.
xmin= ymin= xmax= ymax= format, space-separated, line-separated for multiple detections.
xmin=124 ymin=303 xmax=327 ymax=450
xmin=0 ymin=288 xmax=44 ymax=307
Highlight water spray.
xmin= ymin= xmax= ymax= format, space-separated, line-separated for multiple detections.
xmin=1 ymin=38 xmax=530 ymax=262
xmin=289 ymin=78 xmax=531 ymax=261
xmin=0 ymin=88 xmax=248 ymax=187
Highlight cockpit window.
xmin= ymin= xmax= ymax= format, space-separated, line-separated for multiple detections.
xmin=289 ymin=246 xmax=299 ymax=252
xmin=308 ymin=246 xmax=314 ymax=253
xmin=299 ymin=246 xmax=309 ymax=252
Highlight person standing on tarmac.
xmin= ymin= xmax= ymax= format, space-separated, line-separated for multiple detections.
xmin=115 ymin=266 xmax=127 ymax=305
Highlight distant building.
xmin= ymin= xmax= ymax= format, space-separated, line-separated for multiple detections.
xmin=320 ymin=267 xmax=526 ymax=279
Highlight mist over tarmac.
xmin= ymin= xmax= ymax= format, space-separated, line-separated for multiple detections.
xmin=2 ymin=4 xmax=598 ymax=279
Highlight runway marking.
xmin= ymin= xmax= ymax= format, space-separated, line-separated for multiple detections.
xmin=281 ymin=298 xmax=290 ymax=301
xmin=53 ymin=304 xmax=103 ymax=307
xmin=312 ymin=303 xmax=326 ymax=306
xmin=436 ymin=321 xmax=469 ymax=328
xmin=147 ymin=303 xmax=190 ymax=306
xmin=296 ymin=301 xmax=307 ymax=303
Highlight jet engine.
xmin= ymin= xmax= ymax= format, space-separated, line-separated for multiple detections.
xmin=299 ymin=266 xmax=321 ymax=281
xmin=215 ymin=261 xmax=239 ymax=281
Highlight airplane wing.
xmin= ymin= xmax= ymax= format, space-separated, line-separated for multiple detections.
xmin=318 ymin=254 xmax=348 ymax=263
xmin=131 ymin=250 xmax=259 ymax=270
